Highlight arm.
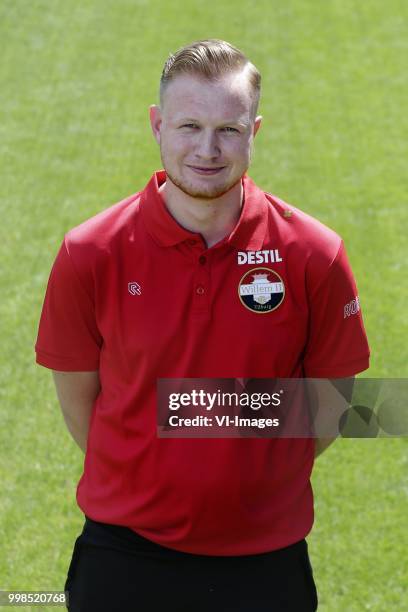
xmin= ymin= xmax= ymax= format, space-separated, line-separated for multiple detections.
xmin=314 ymin=436 xmax=337 ymax=458
xmin=52 ymin=370 xmax=100 ymax=453
xmin=311 ymin=377 xmax=355 ymax=459
xmin=302 ymin=240 xmax=370 ymax=457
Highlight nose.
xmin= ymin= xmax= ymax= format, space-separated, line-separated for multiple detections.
xmin=195 ymin=129 xmax=221 ymax=160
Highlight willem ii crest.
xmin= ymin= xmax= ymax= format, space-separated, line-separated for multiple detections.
xmin=238 ymin=268 xmax=285 ymax=313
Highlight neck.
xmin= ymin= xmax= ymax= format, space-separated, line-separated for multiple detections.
xmin=159 ymin=178 xmax=243 ymax=248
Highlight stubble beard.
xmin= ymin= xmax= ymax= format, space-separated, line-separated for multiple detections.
xmin=160 ymin=150 xmax=246 ymax=201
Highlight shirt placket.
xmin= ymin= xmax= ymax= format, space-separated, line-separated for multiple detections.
xmin=187 ymin=239 xmax=211 ymax=317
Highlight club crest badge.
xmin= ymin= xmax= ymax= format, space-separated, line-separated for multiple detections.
xmin=238 ymin=267 xmax=285 ymax=313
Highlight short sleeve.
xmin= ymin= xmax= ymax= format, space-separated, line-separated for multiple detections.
xmin=303 ymin=241 xmax=370 ymax=377
xmin=35 ymin=238 xmax=103 ymax=371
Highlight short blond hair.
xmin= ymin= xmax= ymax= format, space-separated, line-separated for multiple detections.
xmin=160 ymin=39 xmax=261 ymax=116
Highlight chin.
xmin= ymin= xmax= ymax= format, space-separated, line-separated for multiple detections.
xmin=167 ymin=169 xmax=244 ymax=200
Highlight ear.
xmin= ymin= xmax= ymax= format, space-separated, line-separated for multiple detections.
xmin=149 ymin=105 xmax=162 ymax=145
xmin=253 ymin=115 xmax=262 ymax=138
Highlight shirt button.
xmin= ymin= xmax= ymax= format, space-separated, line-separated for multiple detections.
xmin=199 ymin=255 xmax=207 ymax=265
xmin=187 ymin=239 xmax=197 ymax=246
xmin=196 ymin=285 xmax=205 ymax=295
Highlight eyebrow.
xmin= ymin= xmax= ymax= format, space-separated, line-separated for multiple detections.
xmin=175 ymin=117 xmax=249 ymax=128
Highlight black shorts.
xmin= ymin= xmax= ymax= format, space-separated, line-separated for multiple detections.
xmin=65 ymin=517 xmax=318 ymax=611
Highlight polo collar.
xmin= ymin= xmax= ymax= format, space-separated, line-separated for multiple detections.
xmin=140 ymin=170 xmax=268 ymax=250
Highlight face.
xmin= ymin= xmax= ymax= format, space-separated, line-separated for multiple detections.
xmin=150 ymin=70 xmax=262 ymax=200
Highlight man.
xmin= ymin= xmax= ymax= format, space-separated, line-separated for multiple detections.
xmin=36 ymin=39 xmax=370 ymax=611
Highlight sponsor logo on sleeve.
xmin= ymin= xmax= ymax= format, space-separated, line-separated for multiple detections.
xmin=344 ymin=296 xmax=360 ymax=318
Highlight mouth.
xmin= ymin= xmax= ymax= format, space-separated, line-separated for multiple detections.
xmin=187 ymin=165 xmax=226 ymax=176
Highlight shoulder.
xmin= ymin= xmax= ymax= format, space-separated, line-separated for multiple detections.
xmin=265 ymin=192 xmax=341 ymax=254
xmin=263 ymin=191 xmax=344 ymax=272
xmin=64 ymin=191 xmax=142 ymax=260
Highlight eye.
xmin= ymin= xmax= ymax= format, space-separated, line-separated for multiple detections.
xmin=181 ymin=123 xmax=199 ymax=129
xmin=221 ymin=127 xmax=239 ymax=133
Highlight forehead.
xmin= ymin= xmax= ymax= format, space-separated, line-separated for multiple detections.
xmin=161 ymin=72 xmax=253 ymax=121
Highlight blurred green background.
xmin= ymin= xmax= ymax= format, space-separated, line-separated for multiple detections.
xmin=1 ymin=0 xmax=407 ymax=610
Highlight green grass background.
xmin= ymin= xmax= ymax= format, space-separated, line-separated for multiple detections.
xmin=1 ymin=0 xmax=407 ymax=609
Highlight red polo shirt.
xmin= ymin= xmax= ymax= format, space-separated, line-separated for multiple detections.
xmin=35 ymin=171 xmax=370 ymax=555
